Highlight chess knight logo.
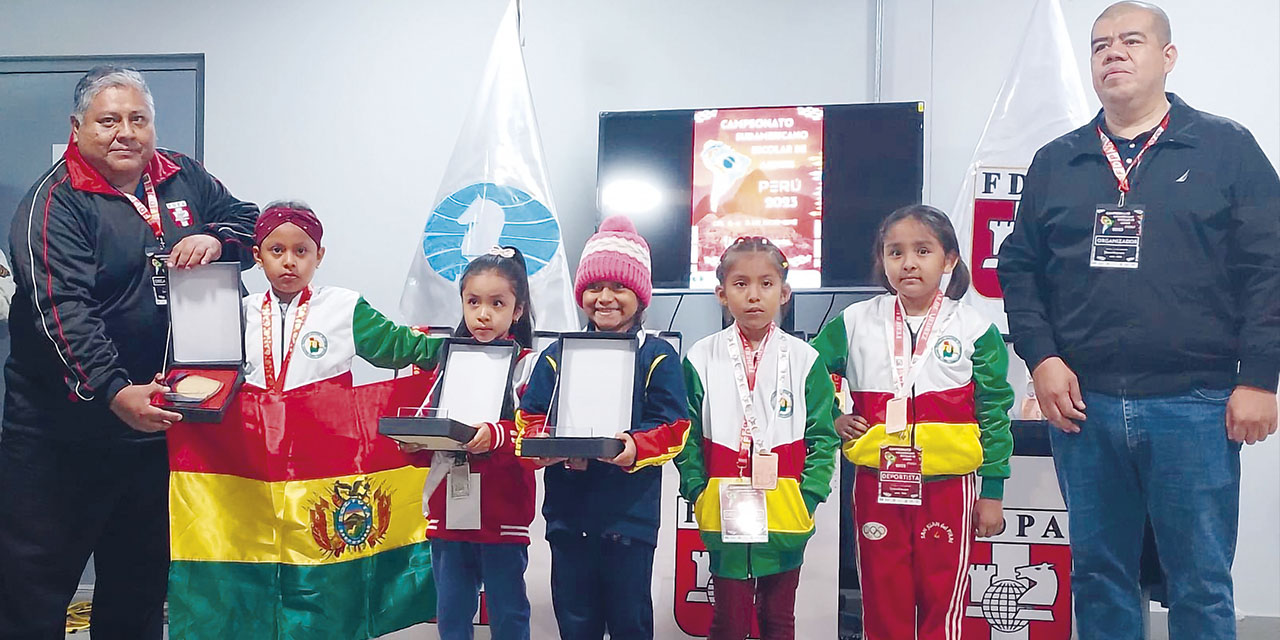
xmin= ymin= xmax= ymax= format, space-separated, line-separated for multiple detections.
xmin=309 ymin=477 xmax=392 ymax=558
xmin=166 ymin=200 xmax=192 ymax=227
xmin=968 ymin=560 xmax=1057 ymax=631
xmin=970 ymin=167 xmax=1027 ymax=298
xmin=963 ymin=532 xmax=1073 ymax=639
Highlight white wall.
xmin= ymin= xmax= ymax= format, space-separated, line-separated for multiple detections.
xmin=0 ymin=0 xmax=872 ymax=313
xmin=2 ymin=0 xmax=1276 ymax=620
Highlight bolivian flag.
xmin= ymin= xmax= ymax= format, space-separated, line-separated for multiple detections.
xmin=167 ymin=373 xmax=436 ymax=639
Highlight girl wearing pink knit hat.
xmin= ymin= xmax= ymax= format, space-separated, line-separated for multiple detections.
xmin=517 ymin=215 xmax=690 ymax=639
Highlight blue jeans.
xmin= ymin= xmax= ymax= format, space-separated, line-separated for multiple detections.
xmin=431 ymin=539 xmax=530 ymax=640
xmin=1050 ymin=389 xmax=1240 ymax=640
xmin=549 ymin=532 xmax=655 ymax=640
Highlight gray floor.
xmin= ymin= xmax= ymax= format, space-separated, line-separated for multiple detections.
xmin=61 ymin=613 xmax=1280 ymax=639
xmin=1148 ymin=612 xmax=1279 ymax=640
xmin=59 ymin=571 xmax=1280 ymax=640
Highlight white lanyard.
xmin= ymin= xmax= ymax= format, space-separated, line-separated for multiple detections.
xmin=726 ymin=325 xmax=791 ymax=467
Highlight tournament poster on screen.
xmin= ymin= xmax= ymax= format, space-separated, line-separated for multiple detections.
xmin=690 ymin=106 xmax=824 ymax=288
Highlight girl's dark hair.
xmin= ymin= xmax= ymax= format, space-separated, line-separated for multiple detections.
xmin=715 ymin=237 xmax=793 ymax=322
xmin=871 ymin=204 xmax=970 ymax=299
xmin=715 ymin=236 xmax=790 ymax=283
xmin=454 ymin=246 xmax=536 ymax=349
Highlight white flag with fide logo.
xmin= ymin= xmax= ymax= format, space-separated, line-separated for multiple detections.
xmin=400 ymin=0 xmax=580 ymax=333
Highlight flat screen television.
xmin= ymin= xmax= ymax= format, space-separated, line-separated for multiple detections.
xmin=597 ymin=102 xmax=924 ymax=289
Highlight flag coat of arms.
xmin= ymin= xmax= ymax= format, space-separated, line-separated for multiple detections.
xmin=948 ymin=0 xmax=1091 ymax=332
xmin=167 ymin=373 xmax=437 ymax=639
xmin=401 ymin=0 xmax=579 ymax=332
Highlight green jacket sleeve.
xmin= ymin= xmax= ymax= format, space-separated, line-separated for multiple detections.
xmin=673 ymin=357 xmax=709 ymax=504
xmin=809 ymin=312 xmax=850 ymax=377
xmin=972 ymin=324 xmax=1015 ymax=500
xmin=799 ymin=358 xmax=840 ymax=514
xmin=352 ymin=297 xmax=443 ymax=370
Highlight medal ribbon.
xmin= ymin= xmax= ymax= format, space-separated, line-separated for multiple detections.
xmin=1097 ymin=112 xmax=1169 ymax=207
xmin=891 ymin=290 xmax=945 ymax=398
xmin=726 ymin=325 xmax=790 ymax=477
xmin=121 ymin=174 xmax=166 ymax=247
xmin=261 ymin=287 xmax=313 ymax=392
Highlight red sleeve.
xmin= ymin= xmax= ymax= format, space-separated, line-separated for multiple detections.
xmin=513 ymin=409 xmax=549 ymax=470
xmin=629 ymin=418 xmax=692 ymax=472
xmin=485 ymin=419 xmax=518 ymax=455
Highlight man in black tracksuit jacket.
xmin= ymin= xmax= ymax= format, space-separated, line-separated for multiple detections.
xmin=0 ymin=66 xmax=257 ymax=639
xmin=997 ymin=4 xmax=1279 ymax=639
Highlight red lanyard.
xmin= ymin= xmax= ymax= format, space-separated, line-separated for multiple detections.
xmin=1097 ymin=113 xmax=1169 ymax=207
xmin=261 ymin=288 xmax=312 ymax=391
xmin=892 ymin=291 xmax=944 ymax=397
xmin=121 ymin=174 xmax=165 ymax=247
xmin=738 ymin=324 xmax=773 ymax=391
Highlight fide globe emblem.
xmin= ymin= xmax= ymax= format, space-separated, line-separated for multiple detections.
xmin=422 ymin=182 xmax=561 ymax=282
xmin=981 ymin=579 xmax=1030 ymax=632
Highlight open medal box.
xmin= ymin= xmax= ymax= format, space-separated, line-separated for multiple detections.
xmin=378 ymin=338 xmax=519 ymax=450
xmin=152 ymin=261 xmax=246 ymax=422
xmin=518 ymin=332 xmax=638 ymax=460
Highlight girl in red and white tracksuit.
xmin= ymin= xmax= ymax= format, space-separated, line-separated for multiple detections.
xmin=812 ymin=205 xmax=1014 ymax=640
xmin=406 ymin=247 xmax=539 ymax=640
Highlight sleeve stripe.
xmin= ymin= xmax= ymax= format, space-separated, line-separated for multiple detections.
xmin=631 ymin=418 xmax=692 ymax=471
xmin=645 ymin=353 xmax=668 ymax=388
xmin=26 ymin=166 xmax=95 ymax=401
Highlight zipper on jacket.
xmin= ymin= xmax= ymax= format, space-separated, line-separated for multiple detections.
xmin=908 ymin=324 xmax=919 ymax=448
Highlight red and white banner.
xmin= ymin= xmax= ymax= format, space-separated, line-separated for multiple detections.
xmin=962 ymin=457 xmax=1073 ymax=639
xmin=948 ymin=0 xmax=1090 ymax=331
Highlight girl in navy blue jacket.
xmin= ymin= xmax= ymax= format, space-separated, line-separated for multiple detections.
xmin=517 ymin=216 xmax=689 ymax=640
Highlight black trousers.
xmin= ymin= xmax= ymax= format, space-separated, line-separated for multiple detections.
xmin=0 ymin=430 xmax=168 ymax=640
xmin=549 ymin=531 xmax=655 ymax=640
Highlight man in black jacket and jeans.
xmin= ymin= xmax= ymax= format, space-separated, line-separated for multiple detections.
xmin=998 ymin=3 xmax=1278 ymax=639
xmin=0 ymin=66 xmax=257 ymax=639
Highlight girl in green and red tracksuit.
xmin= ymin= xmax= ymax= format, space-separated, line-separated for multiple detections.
xmin=675 ymin=237 xmax=840 ymax=640
xmin=811 ymin=205 xmax=1014 ymax=640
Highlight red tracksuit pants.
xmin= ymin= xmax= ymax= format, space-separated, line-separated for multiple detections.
xmin=854 ymin=468 xmax=975 ymax=640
